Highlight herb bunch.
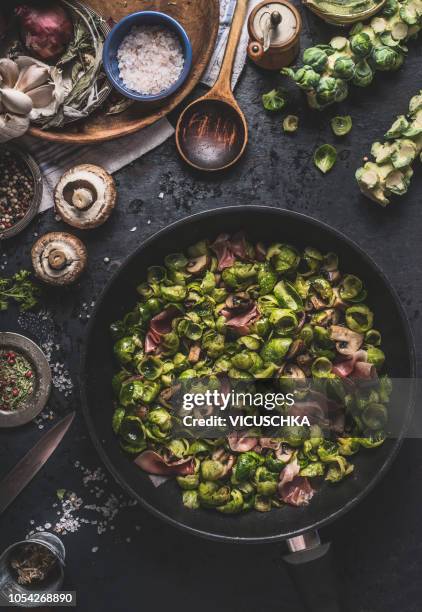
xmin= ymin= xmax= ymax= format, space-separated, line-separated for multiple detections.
xmin=0 ymin=270 xmax=40 ymax=312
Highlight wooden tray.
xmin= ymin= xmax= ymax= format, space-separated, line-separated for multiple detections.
xmin=29 ymin=0 xmax=220 ymax=144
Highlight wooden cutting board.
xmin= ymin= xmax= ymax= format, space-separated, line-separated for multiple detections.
xmin=29 ymin=0 xmax=220 ymax=143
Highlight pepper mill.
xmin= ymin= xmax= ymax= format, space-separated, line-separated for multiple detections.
xmin=247 ymin=0 xmax=302 ymax=70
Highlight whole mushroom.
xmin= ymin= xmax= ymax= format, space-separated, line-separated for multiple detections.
xmin=31 ymin=232 xmax=87 ymax=286
xmin=54 ymin=164 xmax=116 ymax=229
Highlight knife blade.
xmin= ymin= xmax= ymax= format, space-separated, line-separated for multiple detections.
xmin=0 ymin=412 xmax=75 ymax=516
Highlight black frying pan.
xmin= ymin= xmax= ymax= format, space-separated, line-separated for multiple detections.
xmin=81 ymin=207 xmax=416 ymax=612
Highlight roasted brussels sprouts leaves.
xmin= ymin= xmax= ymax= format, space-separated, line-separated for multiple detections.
xmin=110 ymin=233 xmax=392 ymax=515
xmin=314 ymin=144 xmax=338 ymax=173
xmin=262 ymin=88 xmax=288 ymax=112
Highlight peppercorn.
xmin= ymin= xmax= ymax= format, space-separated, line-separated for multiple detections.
xmin=0 ymin=149 xmax=34 ymax=232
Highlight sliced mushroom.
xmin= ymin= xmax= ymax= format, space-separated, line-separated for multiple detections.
xmin=280 ymin=363 xmax=306 ymax=380
xmin=286 ymin=339 xmax=305 ymax=360
xmin=225 ymin=292 xmax=252 ymax=311
xmin=31 ymin=232 xmax=87 ymax=286
xmin=330 ymin=324 xmax=364 ymax=356
xmin=54 ymin=164 xmax=116 ymax=229
xmin=186 ymin=254 xmax=210 ymax=275
xmin=188 ymin=343 xmax=201 ymax=364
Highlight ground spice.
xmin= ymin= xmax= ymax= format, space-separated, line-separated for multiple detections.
xmin=0 ymin=148 xmax=34 ymax=231
xmin=0 ymin=350 xmax=34 ymax=411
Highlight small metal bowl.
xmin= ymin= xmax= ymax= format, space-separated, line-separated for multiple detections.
xmin=103 ymin=11 xmax=193 ymax=103
xmin=303 ymin=0 xmax=386 ymax=25
xmin=0 ymin=333 xmax=52 ymax=428
xmin=0 ymin=144 xmax=43 ymax=241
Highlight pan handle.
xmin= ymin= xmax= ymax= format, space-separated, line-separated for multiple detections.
xmin=283 ymin=531 xmax=342 ymax=612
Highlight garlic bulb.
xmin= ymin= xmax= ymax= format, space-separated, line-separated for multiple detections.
xmin=0 ymin=113 xmax=30 ymax=143
xmin=0 ymin=55 xmax=64 ymax=142
xmin=1 ymin=88 xmax=33 ymax=115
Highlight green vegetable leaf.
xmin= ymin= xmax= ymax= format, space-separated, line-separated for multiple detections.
xmin=330 ymin=115 xmax=352 ymax=136
xmin=262 ymin=89 xmax=287 ymax=112
xmin=314 ymin=144 xmax=337 ymax=174
xmin=282 ymin=115 xmax=299 ymax=133
xmin=0 ymin=270 xmax=40 ymax=311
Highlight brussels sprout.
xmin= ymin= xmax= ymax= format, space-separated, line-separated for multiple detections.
xmin=138 ymin=356 xmax=163 ymax=380
xmin=201 ymin=271 xmax=216 ymax=294
xmin=114 ymin=337 xmax=137 ymax=365
xmin=366 ymin=346 xmax=386 ymax=368
xmin=260 ymin=338 xmax=293 ymax=365
xmin=262 ymin=89 xmax=287 ymax=111
xmin=112 ymin=406 xmax=126 ymax=434
xmin=285 ymin=65 xmax=321 ymax=91
xmin=400 ymin=0 xmax=419 ymax=24
xmin=202 ymin=331 xmax=225 ymax=358
xmin=120 ymin=379 xmax=145 ymax=407
xmin=331 ymin=115 xmax=352 ymax=137
xmin=362 ymin=403 xmax=388 ymax=429
xmin=300 ymin=462 xmax=325 ymax=477
xmin=274 ymin=280 xmax=303 ymax=310
xmin=382 ymin=0 xmax=398 ymax=16
xmin=146 ymin=408 xmax=172 ymax=440
xmin=372 ymin=46 xmax=401 ymax=71
xmin=339 ymin=275 xmax=364 ymax=301
xmin=201 ymin=459 xmax=226 ymax=481
xmin=391 ymin=139 xmax=417 ymax=168
xmin=312 ymin=277 xmax=334 ymax=302
xmin=183 ymin=490 xmax=200 ymax=509
xmin=315 ymin=76 xmax=338 ymax=106
xmin=165 ymin=253 xmax=188 ymax=271
xmin=283 ymin=425 xmax=309 ymax=447
xmin=365 ymin=329 xmax=382 ymax=346
xmin=198 ymin=482 xmax=231 ymax=507
xmin=352 ymin=60 xmax=374 ymax=87
xmin=314 ymin=144 xmax=337 ymax=174
xmin=303 ymin=47 xmax=328 ymax=72
xmin=325 ymin=460 xmax=354 ymax=482
xmin=311 ymin=356 xmax=333 ymax=378
xmin=254 ymin=495 xmax=272 ymax=512
xmin=216 ymin=489 xmax=244 ymax=514
xmin=346 ymin=305 xmax=374 ymax=333
xmin=337 ymin=437 xmax=361 ymax=456
xmin=333 ymin=56 xmax=356 ymax=80
xmin=177 ymin=318 xmax=203 ymax=341
xmin=231 ymin=351 xmax=255 ymax=371
xmin=269 ymin=309 xmax=298 ymax=334
xmin=161 ymin=285 xmax=187 ymax=302
xmin=112 ymin=370 xmax=130 ymax=396
xmin=233 ymin=451 xmax=264 ymax=482
xmin=267 ymin=244 xmax=300 ymax=274
xmin=282 ymin=115 xmax=299 ymax=133
xmin=254 ymin=467 xmax=278 ymax=496
xmin=359 ymin=431 xmax=386 ymax=448
xmin=350 ymin=32 xmax=373 ymax=57
xmin=120 ymin=415 xmax=145 ymax=445
xmin=258 ymin=266 xmax=278 ymax=295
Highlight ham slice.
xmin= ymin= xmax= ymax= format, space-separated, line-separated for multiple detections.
xmin=145 ymin=307 xmax=180 ymax=354
xmin=221 ymin=304 xmax=259 ymax=336
xmin=332 ymin=349 xmax=367 ymax=378
xmin=210 ymin=232 xmax=249 ymax=271
xmin=228 ymin=431 xmax=258 ymax=452
xmin=259 ymin=438 xmax=281 ymax=450
xmin=281 ymin=477 xmax=315 ymax=507
xmin=134 ymin=450 xmax=195 ymax=476
xmin=279 ymin=457 xmax=300 ymax=488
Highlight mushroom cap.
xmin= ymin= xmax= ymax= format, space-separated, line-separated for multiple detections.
xmin=31 ymin=232 xmax=87 ymax=286
xmin=54 ymin=164 xmax=116 ymax=230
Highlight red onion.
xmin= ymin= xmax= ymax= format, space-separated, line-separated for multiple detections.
xmin=15 ymin=3 xmax=73 ymax=62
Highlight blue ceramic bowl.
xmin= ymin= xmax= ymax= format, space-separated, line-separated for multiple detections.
xmin=103 ymin=11 xmax=193 ymax=102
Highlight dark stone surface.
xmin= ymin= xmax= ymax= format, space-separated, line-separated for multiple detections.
xmin=1 ymin=7 xmax=422 ymax=612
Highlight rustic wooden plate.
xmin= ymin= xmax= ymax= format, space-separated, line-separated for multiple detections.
xmin=29 ymin=0 xmax=220 ymax=144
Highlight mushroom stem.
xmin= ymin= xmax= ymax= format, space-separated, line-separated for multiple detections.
xmin=48 ymin=249 xmax=67 ymax=270
xmin=72 ymin=187 xmax=94 ymax=210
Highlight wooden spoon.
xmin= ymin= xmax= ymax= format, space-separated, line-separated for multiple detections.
xmin=175 ymin=0 xmax=249 ymax=172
